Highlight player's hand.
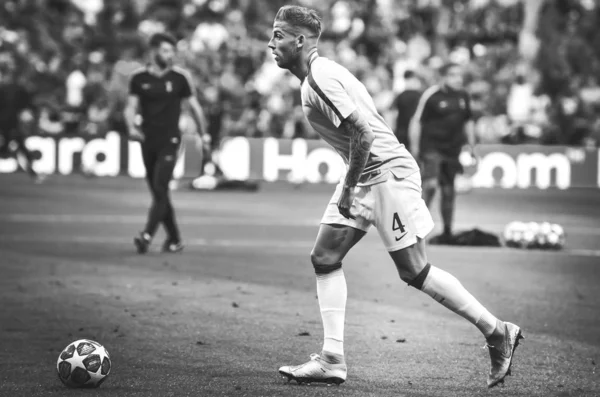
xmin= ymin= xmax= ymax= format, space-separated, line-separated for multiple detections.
xmin=128 ymin=128 xmax=145 ymax=142
xmin=337 ymin=186 xmax=356 ymax=220
xmin=462 ymin=145 xmax=479 ymax=168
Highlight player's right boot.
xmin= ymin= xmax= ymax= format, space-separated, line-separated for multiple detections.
xmin=133 ymin=232 xmax=151 ymax=254
xmin=162 ymin=239 xmax=184 ymax=253
xmin=486 ymin=321 xmax=524 ymax=388
xmin=279 ymin=353 xmax=347 ymax=386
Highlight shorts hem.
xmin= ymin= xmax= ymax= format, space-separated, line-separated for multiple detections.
xmin=320 ymin=217 xmax=370 ymax=232
xmin=385 ymin=235 xmax=418 ymax=252
xmin=384 ymin=224 xmax=434 ymax=252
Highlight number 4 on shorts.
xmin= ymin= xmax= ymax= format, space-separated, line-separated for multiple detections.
xmin=392 ymin=212 xmax=406 ymax=234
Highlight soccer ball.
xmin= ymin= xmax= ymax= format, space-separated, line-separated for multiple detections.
xmin=503 ymin=221 xmax=527 ymax=247
xmin=504 ymin=221 xmax=565 ymax=250
xmin=539 ymin=222 xmax=552 ymax=236
xmin=522 ymin=222 xmax=539 ymax=248
xmin=547 ymin=223 xmax=566 ymax=249
xmin=56 ymin=339 xmax=111 ymax=388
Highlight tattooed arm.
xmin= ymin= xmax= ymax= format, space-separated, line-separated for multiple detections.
xmin=337 ymin=110 xmax=375 ymax=219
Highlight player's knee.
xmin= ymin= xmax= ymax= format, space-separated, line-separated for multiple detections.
xmin=393 ymin=255 xmax=429 ymax=285
xmin=151 ymin=190 xmax=166 ymax=202
xmin=397 ymin=265 xmax=419 ymax=284
xmin=151 ymin=182 xmax=169 ymax=198
xmin=406 ymin=263 xmax=431 ymax=290
xmin=440 ymin=184 xmax=455 ymax=200
xmin=310 ymin=250 xmax=343 ymax=275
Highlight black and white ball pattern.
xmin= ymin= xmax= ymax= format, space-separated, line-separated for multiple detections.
xmin=56 ymin=339 xmax=111 ymax=388
xmin=503 ymin=221 xmax=565 ymax=250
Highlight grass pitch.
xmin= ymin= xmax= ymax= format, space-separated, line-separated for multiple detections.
xmin=0 ymin=174 xmax=599 ymax=396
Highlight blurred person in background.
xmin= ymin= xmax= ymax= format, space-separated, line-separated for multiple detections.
xmin=507 ymin=73 xmax=533 ymax=129
xmin=203 ymin=85 xmax=224 ymax=150
xmin=63 ymin=53 xmax=88 ymax=135
xmin=409 ymin=63 xmax=476 ymax=244
xmin=505 ymin=73 xmax=533 ymax=143
xmin=391 ymin=70 xmax=423 ymax=147
xmin=84 ymin=94 xmax=110 ymax=136
xmin=108 ymin=45 xmax=144 ymax=134
xmin=554 ymin=81 xmax=589 ymax=145
xmin=125 ymin=32 xmax=207 ymax=254
xmin=0 ymin=54 xmax=43 ymax=183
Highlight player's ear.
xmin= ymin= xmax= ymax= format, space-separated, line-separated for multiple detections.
xmin=296 ymin=34 xmax=305 ymax=48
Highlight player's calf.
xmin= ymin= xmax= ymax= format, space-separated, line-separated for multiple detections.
xmin=400 ymin=252 xmax=524 ymax=387
xmin=279 ymin=259 xmax=348 ymax=385
xmin=312 ymin=258 xmax=346 ymax=356
xmin=407 ymin=262 xmax=499 ymax=338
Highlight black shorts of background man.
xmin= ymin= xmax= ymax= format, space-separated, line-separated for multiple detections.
xmin=408 ymin=63 xmax=476 ymax=243
xmin=125 ymin=33 xmax=207 ymax=254
xmin=0 ymin=59 xmax=42 ymax=183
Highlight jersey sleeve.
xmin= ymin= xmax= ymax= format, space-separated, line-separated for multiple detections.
xmin=308 ymin=65 xmax=356 ymax=128
xmin=176 ymin=68 xmax=194 ymax=98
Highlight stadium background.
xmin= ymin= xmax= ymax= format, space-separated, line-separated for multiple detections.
xmin=1 ymin=0 xmax=600 ymax=147
xmin=1 ymin=1 xmax=600 ymax=396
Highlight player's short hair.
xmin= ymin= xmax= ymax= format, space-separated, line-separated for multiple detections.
xmin=275 ymin=5 xmax=322 ymax=38
xmin=149 ymin=32 xmax=177 ymax=48
xmin=439 ymin=62 xmax=461 ymax=76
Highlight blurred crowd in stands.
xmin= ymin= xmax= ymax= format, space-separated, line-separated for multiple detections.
xmin=1 ymin=0 xmax=600 ymax=147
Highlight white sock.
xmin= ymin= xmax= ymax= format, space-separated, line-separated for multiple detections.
xmin=316 ymin=268 xmax=346 ymax=356
xmin=421 ymin=266 xmax=498 ymax=338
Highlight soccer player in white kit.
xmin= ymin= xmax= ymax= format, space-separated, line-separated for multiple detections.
xmin=268 ymin=6 xmax=523 ymax=388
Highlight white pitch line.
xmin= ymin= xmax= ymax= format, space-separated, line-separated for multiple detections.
xmin=1 ymin=234 xmax=600 ymax=257
xmin=1 ymin=213 xmax=600 ymax=236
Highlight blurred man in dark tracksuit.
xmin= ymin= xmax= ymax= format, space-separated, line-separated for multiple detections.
xmin=409 ymin=63 xmax=476 ymax=244
xmin=391 ymin=70 xmax=423 ymax=148
xmin=0 ymin=54 xmax=43 ymax=182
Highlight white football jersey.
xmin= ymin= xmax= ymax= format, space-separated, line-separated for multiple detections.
xmin=301 ymin=53 xmax=418 ymax=184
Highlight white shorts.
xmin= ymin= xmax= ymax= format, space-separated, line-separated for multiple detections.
xmin=321 ymin=170 xmax=435 ymax=251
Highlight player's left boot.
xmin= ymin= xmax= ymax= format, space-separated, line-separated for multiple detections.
xmin=279 ymin=353 xmax=346 ymax=386
xmin=134 ymin=232 xmax=151 ymax=254
xmin=486 ymin=321 xmax=524 ymax=388
xmin=162 ymin=239 xmax=184 ymax=253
